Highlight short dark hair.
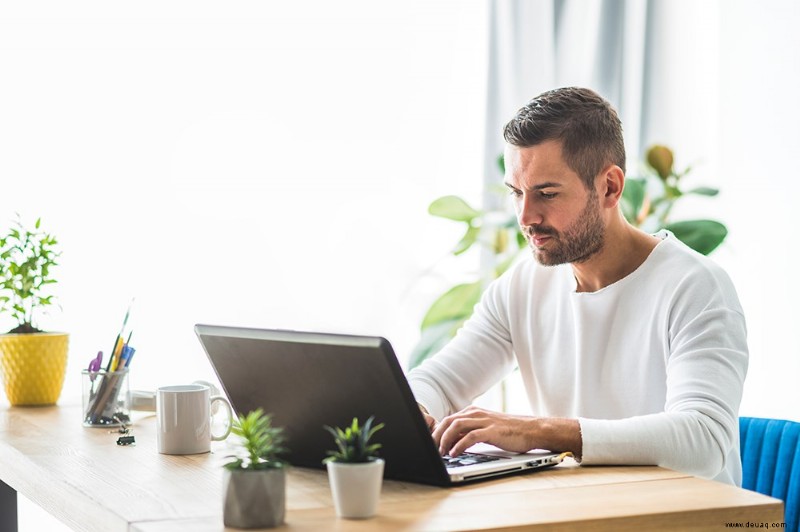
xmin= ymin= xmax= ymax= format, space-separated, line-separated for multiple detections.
xmin=503 ymin=87 xmax=626 ymax=189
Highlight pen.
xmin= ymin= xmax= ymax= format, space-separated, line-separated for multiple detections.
xmin=106 ymin=298 xmax=134 ymax=371
xmin=118 ymin=345 xmax=133 ymax=369
xmin=123 ymin=346 xmax=136 ymax=368
xmin=105 ymin=335 xmax=122 ymax=372
xmin=109 ymin=336 xmax=122 ymax=371
xmin=112 ymin=330 xmax=135 ymax=371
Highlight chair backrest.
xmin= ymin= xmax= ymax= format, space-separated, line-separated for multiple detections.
xmin=740 ymin=416 xmax=800 ymax=532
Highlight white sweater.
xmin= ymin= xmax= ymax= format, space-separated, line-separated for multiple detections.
xmin=408 ymin=231 xmax=748 ymax=485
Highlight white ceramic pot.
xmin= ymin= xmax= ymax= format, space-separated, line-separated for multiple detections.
xmin=326 ymin=458 xmax=385 ymax=519
xmin=223 ymin=467 xmax=285 ymax=529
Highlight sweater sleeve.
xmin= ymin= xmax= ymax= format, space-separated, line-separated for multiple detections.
xmin=579 ymin=269 xmax=748 ymax=483
xmin=407 ymin=273 xmax=518 ymax=421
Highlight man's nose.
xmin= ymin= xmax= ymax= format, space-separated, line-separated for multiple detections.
xmin=518 ymin=195 xmax=542 ymax=227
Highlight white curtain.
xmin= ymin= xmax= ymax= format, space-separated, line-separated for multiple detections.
xmin=484 ymin=0 xmax=648 ymax=203
xmin=481 ymin=0 xmax=724 ymax=413
xmin=483 ymin=0 xmax=721 ymax=198
xmin=483 ymin=0 xmax=800 ymax=421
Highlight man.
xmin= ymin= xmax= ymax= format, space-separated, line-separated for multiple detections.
xmin=407 ymin=87 xmax=748 ymax=485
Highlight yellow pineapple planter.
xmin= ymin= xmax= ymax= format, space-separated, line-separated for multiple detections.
xmin=0 ymin=332 xmax=69 ymax=405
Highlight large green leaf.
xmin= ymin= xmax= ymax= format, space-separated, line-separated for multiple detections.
xmin=621 ymin=177 xmax=646 ymax=224
xmin=407 ymin=319 xmax=463 ymax=369
xmin=453 ymin=225 xmax=479 ymax=255
xmin=420 ymin=281 xmax=481 ymax=329
xmin=684 ymin=187 xmax=719 ymax=196
xmin=685 ymin=186 xmax=719 ymax=197
xmin=494 ymin=250 xmax=525 ymax=277
xmin=516 ymin=230 xmax=527 ymax=249
xmin=665 ymin=220 xmax=728 ymax=255
xmin=428 ymin=196 xmax=481 ymax=222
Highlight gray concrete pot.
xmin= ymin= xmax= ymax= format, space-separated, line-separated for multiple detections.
xmin=223 ymin=467 xmax=286 ymax=529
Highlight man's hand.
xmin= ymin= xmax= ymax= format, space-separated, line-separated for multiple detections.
xmin=418 ymin=404 xmax=437 ymax=432
xmin=431 ymin=405 xmax=582 ymax=458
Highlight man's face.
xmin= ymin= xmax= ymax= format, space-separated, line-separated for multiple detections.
xmin=504 ymin=141 xmax=605 ymax=266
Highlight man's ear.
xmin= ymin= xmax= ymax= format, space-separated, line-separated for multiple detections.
xmin=599 ymin=165 xmax=625 ymax=208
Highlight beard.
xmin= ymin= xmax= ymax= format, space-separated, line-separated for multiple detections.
xmin=524 ymin=192 xmax=605 ymax=266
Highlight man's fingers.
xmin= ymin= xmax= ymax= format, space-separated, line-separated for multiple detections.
xmin=448 ymin=429 xmax=487 ymax=458
xmin=431 ymin=415 xmax=452 ymax=446
xmin=438 ymin=418 xmax=487 ymax=456
xmin=429 ymin=407 xmax=542 ymax=457
xmin=418 ymin=404 xmax=438 ymax=434
xmin=432 ymin=413 xmax=468 ymax=447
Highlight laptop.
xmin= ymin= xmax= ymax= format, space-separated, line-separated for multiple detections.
xmin=194 ymin=324 xmax=565 ymax=486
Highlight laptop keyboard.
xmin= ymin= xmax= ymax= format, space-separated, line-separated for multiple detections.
xmin=443 ymin=452 xmax=504 ymax=468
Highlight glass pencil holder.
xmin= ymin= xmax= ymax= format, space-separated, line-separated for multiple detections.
xmin=82 ymin=368 xmax=131 ymax=427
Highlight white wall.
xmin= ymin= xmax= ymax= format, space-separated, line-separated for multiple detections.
xmin=717 ymin=0 xmax=800 ymax=421
xmin=1 ymin=3 xmax=488 ymax=530
xmin=0 ymin=1 xmax=487 ymax=400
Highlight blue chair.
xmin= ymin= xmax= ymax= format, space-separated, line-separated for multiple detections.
xmin=740 ymin=417 xmax=800 ymax=532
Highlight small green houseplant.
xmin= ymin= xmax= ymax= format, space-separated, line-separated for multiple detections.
xmin=323 ymin=416 xmax=385 ymax=519
xmin=409 ymin=145 xmax=728 ymax=371
xmin=323 ymin=416 xmax=385 ymax=464
xmin=0 ymin=216 xmax=61 ymax=334
xmin=0 ymin=215 xmax=69 ymax=405
xmin=222 ymin=408 xmax=288 ymax=529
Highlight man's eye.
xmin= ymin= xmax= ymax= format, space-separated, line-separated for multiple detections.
xmin=540 ymin=192 xmax=558 ymax=199
xmin=508 ymin=189 xmax=522 ymax=198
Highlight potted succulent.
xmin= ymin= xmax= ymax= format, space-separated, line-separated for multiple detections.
xmin=323 ymin=416 xmax=385 ymax=519
xmin=222 ymin=408 xmax=288 ymax=529
xmin=0 ymin=215 xmax=68 ymax=405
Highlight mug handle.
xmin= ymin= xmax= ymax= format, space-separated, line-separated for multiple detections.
xmin=210 ymin=395 xmax=233 ymax=441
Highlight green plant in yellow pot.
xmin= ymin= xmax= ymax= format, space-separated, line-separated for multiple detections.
xmin=0 ymin=216 xmax=68 ymax=406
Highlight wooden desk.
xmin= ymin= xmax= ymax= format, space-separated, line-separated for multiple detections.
xmin=0 ymin=402 xmax=784 ymax=531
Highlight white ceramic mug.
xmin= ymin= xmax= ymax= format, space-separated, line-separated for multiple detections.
xmin=157 ymin=384 xmax=233 ymax=455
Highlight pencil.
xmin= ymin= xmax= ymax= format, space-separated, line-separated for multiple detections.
xmin=105 ymin=335 xmax=122 ymax=372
